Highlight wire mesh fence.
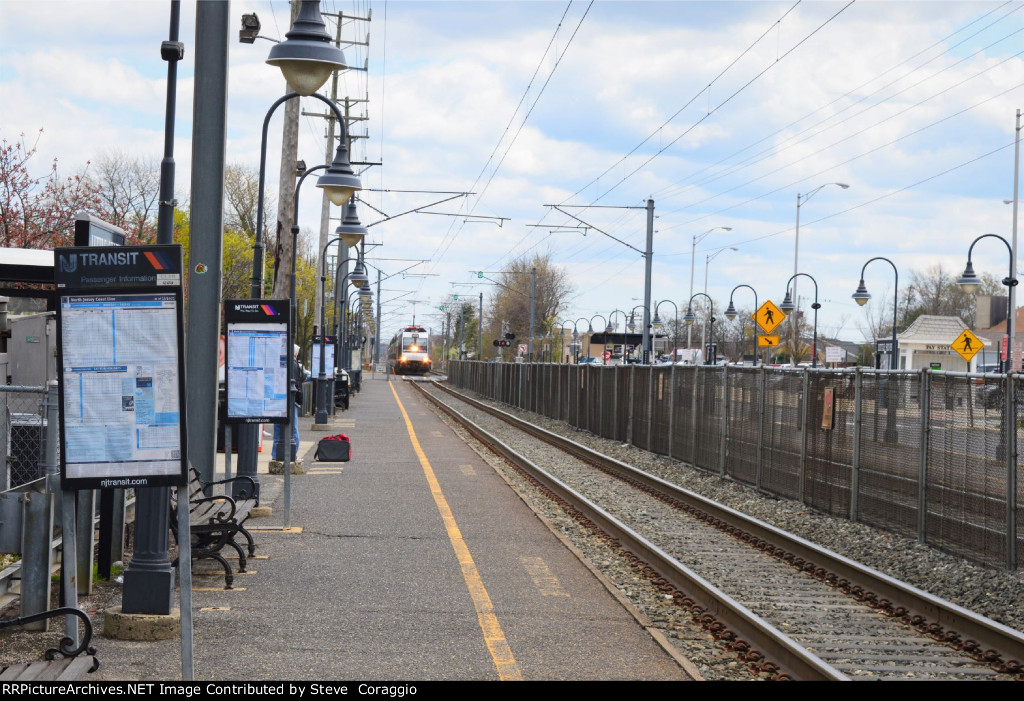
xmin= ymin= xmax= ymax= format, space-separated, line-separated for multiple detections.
xmin=1 ymin=385 xmax=49 ymax=490
xmin=446 ymin=361 xmax=1024 ymax=570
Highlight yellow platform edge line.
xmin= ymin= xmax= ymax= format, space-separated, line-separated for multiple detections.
xmin=389 ymin=381 xmax=522 ymax=681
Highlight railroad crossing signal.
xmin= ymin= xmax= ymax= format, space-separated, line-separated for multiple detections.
xmin=951 ymin=329 xmax=983 ymax=363
xmin=754 ymin=300 xmax=785 ymax=335
xmin=758 ymin=335 xmax=779 ymax=347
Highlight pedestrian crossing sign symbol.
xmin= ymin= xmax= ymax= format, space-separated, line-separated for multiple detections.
xmin=757 ymin=335 xmax=779 ymax=347
xmin=754 ymin=300 xmax=785 ymax=334
xmin=951 ymin=329 xmax=982 ymax=363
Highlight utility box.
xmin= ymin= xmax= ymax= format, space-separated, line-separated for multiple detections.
xmin=8 ymin=313 xmax=56 ymax=386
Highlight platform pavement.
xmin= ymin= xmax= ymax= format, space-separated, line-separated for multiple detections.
xmin=89 ymin=370 xmax=693 ymax=682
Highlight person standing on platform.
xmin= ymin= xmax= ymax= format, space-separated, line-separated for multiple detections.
xmin=273 ymin=344 xmax=304 ymax=461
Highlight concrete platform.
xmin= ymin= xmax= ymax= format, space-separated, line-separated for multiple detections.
xmin=89 ymin=371 xmax=692 ymax=681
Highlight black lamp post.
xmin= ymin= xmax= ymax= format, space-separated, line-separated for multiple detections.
xmin=957 ymin=234 xmax=1017 ymax=372
xmin=315 ymin=247 xmax=366 ymax=425
xmin=573 ymin=317 xmax=589 ymax=362
xmin=724 ymin=285 xmax=759 ymax=365
xmin=684 ymin=293 xmax=715 ymax=365
xmin=589 ymin=314 xmax=607 ymax=363
xmin=606 ymin=310 xmax=628 ymax=363
xmin=122 ymin=0 xmax=185 ymax=617
xmin=779 ymin=273 xmax=820 ymax=368
xmin=558 ymin=319 xmax=577 ymax=362
xmin=852 ymin=257 xmax=899 ymax=370
xmin=237 ymin=14 xmax=361 ymax=487
xmin=653 ymin=300 xmax=679 ymax=362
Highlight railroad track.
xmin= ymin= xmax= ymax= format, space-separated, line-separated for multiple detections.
xmin=414 ymin=380 xmax=1024 ymax=681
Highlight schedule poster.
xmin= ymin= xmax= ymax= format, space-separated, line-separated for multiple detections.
xmin=55 ymin=245 xmax=188 ymax=490
xmin=223 ymin=299 xmax=291 ymax=424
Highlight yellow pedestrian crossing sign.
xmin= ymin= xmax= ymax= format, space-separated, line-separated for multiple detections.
xmin=951 ymin=329 xmax=982 ymax=363
xmin=758 ymin=335 xmax=780 ymax=347
xmin=754 ymin=300 xmax=785 ymax=334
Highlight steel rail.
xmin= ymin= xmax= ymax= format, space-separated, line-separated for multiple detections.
xmin=412 ymin=380 xmax=847 ymax=681
xmin=423 ymin=380 xmax=1024 ymax=675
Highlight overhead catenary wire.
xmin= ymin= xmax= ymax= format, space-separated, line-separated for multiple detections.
xmin=425 ymin=1 xmax=594 ymax=282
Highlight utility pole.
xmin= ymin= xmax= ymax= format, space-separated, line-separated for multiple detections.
xmin=270 ymin=0 xmax=302 ymax=301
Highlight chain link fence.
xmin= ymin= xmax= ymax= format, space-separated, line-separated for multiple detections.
xmin=448 ymin=361 xmax=1023 ymax=570
xmin=1 ymin=385 xmax=49 ymax=490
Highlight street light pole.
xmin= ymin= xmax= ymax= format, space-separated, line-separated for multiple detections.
xmin=852 ymin=257 xmax=900 ymax=370
xmin=957 ymin=234 xmax=1017 ymax=372
xmin=652 ymin=301 xmax=679 ymax=361
xmin=684 ymin=293 xmax=715 ymax=365
xmin=315 ymin=249 xmax=365 ymax=426
xmin=725 ymin=285 xmax=759 ymax=365
xmin=779 ymin=273 xmax=821 ymax=367
xmin=793 ymin=182 xmax=849 ymax=322
xmin=687 ymin=226 xmax=732 ymax=351
xmin=703 ymin=246 xmax=738 ymax=354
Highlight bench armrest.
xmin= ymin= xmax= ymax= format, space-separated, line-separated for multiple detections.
xmin=0 ymin=607 xmax=99 ymax=670
xmin=203 ymin=475 xmax=259 ymax=505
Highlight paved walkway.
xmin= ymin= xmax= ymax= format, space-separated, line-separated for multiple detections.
xmin=89 ymin=371 xmax=692 ymax=681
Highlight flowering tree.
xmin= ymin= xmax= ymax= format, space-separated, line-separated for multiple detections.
xmin=0 ymin=129 xmax=106 ymax=249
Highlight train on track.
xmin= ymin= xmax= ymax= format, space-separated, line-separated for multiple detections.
xmin=387 ymin=325 xmax=432 ymax=376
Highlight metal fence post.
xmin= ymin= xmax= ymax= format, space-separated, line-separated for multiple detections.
xmin=757 ymin=365 xmax=766 ymax=491
xmin=720 ymin=365 xmax=729 ymax=477
xmin=647 ymin=366 xmax=655 ymax=451
xmin=626 ymin=364 xmax=635 ymax=445
xmin=668 ymin=363 xmax=676 ymax=458
xmin=799 ymin=366 xmax=810 ymax=505
xmin=690 ymin=366 xmax=700 ymax=468
xmin=851 ymin=367 xmax=863 ymax=522
xmin=919 ymin=368 xmax=931 ymax=543
xmin=1006 ymin=371 xmax=1017 ymax=569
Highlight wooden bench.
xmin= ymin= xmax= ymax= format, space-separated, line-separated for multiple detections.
xmin=171 ymin=467 xmax=259 ymax=589
xmin=0 ymin=607 xmax=100 ymax=680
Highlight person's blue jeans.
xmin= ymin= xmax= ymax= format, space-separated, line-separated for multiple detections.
xmin=272 ymin=404 xmax=300 ymax=460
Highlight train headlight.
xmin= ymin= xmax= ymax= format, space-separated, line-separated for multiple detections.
xmin=400 ymin=355 xmax=407 ymax=363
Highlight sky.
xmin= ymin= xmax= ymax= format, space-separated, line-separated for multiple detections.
xmin=2 ymin=0 xmax=1022 ymax=350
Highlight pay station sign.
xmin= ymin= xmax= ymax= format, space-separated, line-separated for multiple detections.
xmin=754 ymin=300 xmax=785 ymax=335
xmin=951 ymin=329 xmax=983 ymax=363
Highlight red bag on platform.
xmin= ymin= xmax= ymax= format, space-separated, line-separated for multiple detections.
xmin=315 ymin=433 xmax=351 ymax=462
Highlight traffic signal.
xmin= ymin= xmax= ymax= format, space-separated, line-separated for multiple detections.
xmin=504 ymin=332 xmax=516 ymax=340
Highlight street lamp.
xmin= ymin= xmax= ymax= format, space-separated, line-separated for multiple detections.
xmin=607 ymin=309 xmax=629 ymax=363
xmin=688 ymin=226 xmax=732 ymax=350
xmin=724 ymin=285 xmax=759 ymax=365
xmin=237 ymin=20 xmax=362 ymax=485
xmin=779 ymin=273 xmax=821 ymax=367
xmin=589 ymin=314 xmax=607 ymax=363
xmin=315 ymin=246 xmax=366 ymax=425
xmin=852 ymin=257 xmax=899 ymax=370
xmin=684 ymin=293 xmax=715 ymax=365
xmin=793 ymin=182 xmax=849 ymax=317
xmin=266 ymin=0 xmax=347 ymax=97
xmin=703 ymin=246 xmax=738 ymax=353
xmin=574 ymin=317 xmax=589 ymax=362
xmin=558 ymin=319 xmax=577 ymax=362
xmin=653 ymin=300 xmax=679 ymax=362
xmin=957 ymin=234 xmax=1017 ymax=372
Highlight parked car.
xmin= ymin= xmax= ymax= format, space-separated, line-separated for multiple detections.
xmin=974 ymin=364 xmax=1004 ymax=409
xmin=577 ymin=356 xmax=603 ymax=365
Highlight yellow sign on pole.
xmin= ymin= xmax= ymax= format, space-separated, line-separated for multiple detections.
xmin=757 ymin=335 xmax=780 ymax=347
xmin=753 ymin=300 xmax=786 ymax=334
xmin=951 ymin=329 xmax=983 ymax=363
